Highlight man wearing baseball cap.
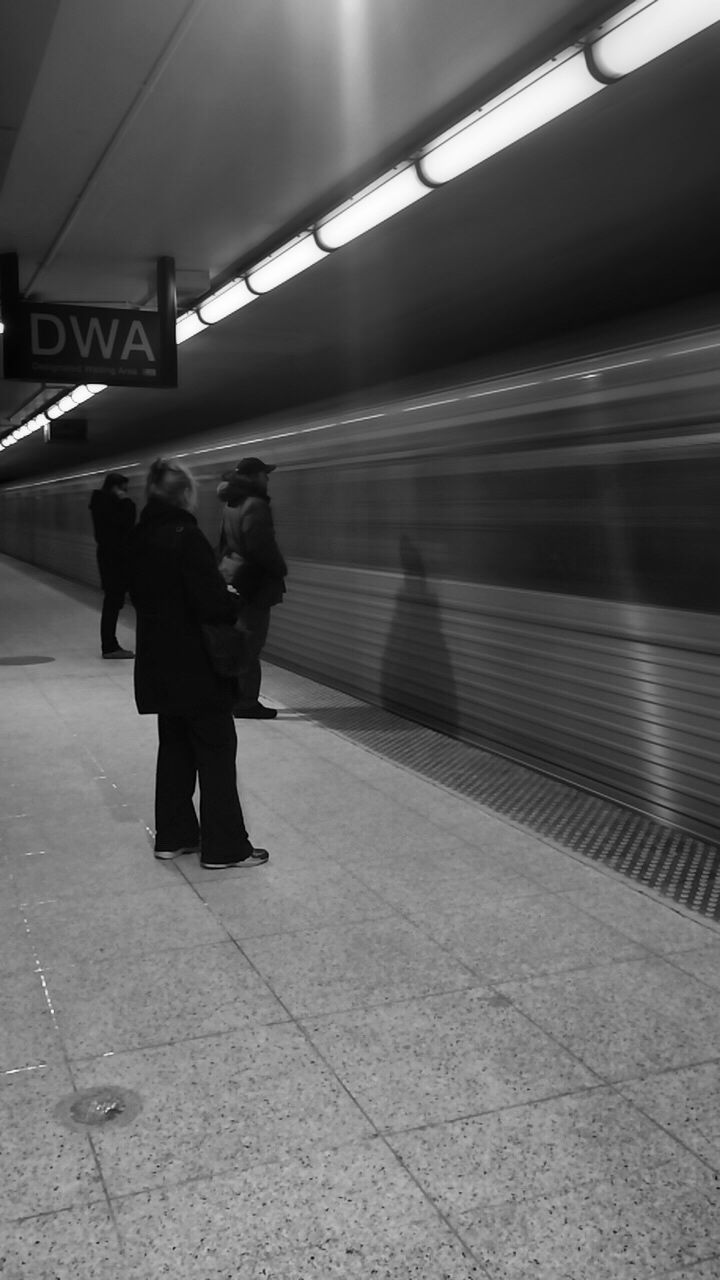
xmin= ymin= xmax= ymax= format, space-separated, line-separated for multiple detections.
xmin=216 ymin=457 xmax=287 ymax=718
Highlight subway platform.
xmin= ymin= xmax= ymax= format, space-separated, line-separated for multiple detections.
xmin=3 ymin=553 xmax=720 ymax=1280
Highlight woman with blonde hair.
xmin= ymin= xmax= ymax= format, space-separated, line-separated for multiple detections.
xmin=128 ymin=458 xmax=268 ymax=869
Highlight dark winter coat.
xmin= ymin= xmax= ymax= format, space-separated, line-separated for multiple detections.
xmin=219 ymin=476 xmax=287 ymax=608
xmin=128 ymin=497 xmax=236 ymax=716
xmin=89 ymin=488 xmax=136 ymax=587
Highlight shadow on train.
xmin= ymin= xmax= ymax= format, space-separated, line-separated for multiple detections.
xmin=380 ymin=536 xmax=458 ymax=736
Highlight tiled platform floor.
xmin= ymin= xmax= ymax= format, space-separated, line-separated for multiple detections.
xmin=2 ymin=552 xmax=720 ymax=1279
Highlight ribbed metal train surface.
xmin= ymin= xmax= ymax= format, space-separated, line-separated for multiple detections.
xmin=2 ymin=321 xmax=720 ymax=840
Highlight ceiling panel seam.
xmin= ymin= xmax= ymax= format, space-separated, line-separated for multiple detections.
xmin=24 ymin=0 xmax=208 ymax=299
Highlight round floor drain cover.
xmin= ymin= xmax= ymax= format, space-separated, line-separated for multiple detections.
xmin=56 ymin=1085 xmax=142 ymax=1130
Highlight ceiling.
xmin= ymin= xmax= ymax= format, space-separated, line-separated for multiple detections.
xmin=1 ymin=0 xmax=719 ymax=481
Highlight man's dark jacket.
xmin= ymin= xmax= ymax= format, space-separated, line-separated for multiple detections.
xmin=219 ymin=475 xmax=287 ymax=608
xmin=89 ymin=488 xmax=136 ymax=587
xmin=128 ymin=497 xmax=236 ymax=716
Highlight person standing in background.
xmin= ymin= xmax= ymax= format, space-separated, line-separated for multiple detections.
xmin=89 ymin=471 xmax=136 ymax=659
xmin=217 ymin=457 xmax=287 ymax=719
xmin=128 ymin=457 xmax=269 ymax=869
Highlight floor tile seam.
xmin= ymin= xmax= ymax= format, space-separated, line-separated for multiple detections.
xmin=551 ymin=883 xmax=720 ymax=937
xmin=96 ymin=1129 xmax=492 ymax=1239
xmin=1 ymin=1193 xmax=114 ymax=1228
xmin=197 ymin=906 xmax=403 ymax=943
xmin=85 ymin=1129 xmax=125 ymax=1253
xmin=264 ymin=719 xmax=477 ymax=833
xmin=602 ymin=1072 xmax=720 ymax=1183
xmin=652 ymin=948 xmax=720 ymax=993
xmin=29 ymin=934 xmax=268 ymax=979
xmin=418 ymin=942 xmax=661 ymax=992
xmin=297 ymin=864 xmax=513 ymax=985
xmin=0 ymin=905 xmax=122 ymax=1250
xmin=167 ymin=872 xmax=358 ymax=1052
xmin=350 ymin=1134 xmax=494 ymax=1277
xmin=32 ymin=678 xmax=156 ymax=841
xmin=20 ymin=933 xmax=244 ymax=982
xmin=184 ymin=855 xmax=485 ymax=962
xmin=287 ymin=976 xmax=501 ymax=1023
xmin=12 ymin=903 xmax=81 ymax=1084
xmin=103 ymin=1186 xmax=494 ymax=1280
xmin=506 ymin=890 xmax=715 ymax=958
xmin=379 ymin=1078 xmax=626 ymax=1142
xmin=482 ymin=984 xmax=619 ymax=1090
xmin=494 ymin=949 xmax=694 ymax=997
xmin=289 ymin=978 xmax=575 ymax=1028
xmin=15 ymin=874 xmax=219 ymax=911
xmin=381 ymin=1139 xmax=687 ymax=1221
xmin=265 ymin=684 xmax=513 ymax=822
xmin=204 ymin=957 xmax=491 ymax=1279
xmin=199 ymin=919 xmax=471 ymax=1158
xmin=65 ymin=1013 xmax=295 ymax=1065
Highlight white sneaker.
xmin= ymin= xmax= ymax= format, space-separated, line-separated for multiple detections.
xmin=154 ymin=845 xmax=200 ymax=860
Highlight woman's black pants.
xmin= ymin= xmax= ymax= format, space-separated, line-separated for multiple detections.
xmin=154 ymin=711 xmax=251 ymax=859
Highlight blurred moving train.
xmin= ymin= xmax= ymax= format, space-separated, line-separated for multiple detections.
xmin=2 ymin=318 xmax=720 ymax=839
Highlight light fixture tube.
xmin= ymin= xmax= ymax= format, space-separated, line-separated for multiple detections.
xmin=198 ymin=279 xmax=256 ymax=325
xmin=247 ymin=234 xmax=327 ymax=293
xmin=56 ymin=395 xmax=76 ymax=414
xmin=70 ymin=385 xmax=94 ymax=405
xmin=590 ymin=0 xmax=720 ymax=79
xmin=419 ymin=49 xmax=603 ymax=185
xmin=176 ymin=311 xmax=207 ymax=344
xmin=47 ymin=403 xmax=64 ymax=419
xmin=316 ymin=166 xmax=430 ymax=250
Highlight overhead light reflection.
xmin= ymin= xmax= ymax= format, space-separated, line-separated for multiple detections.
xmin=176 ymin=311 xmax=207 ymax=344
xmin=247 ymin=234 xmax=327 ymax=293
xmin=419 ymin=50 xmax=602 ymax=185
xmin=70 ymin=386 xmax=94 ymax=405
xmin=198 ymin=279 xmax=256 ymax=324
xmin=590 ymin=0 xmax=720 ymax=79
xmin=316 ymin=166 xmax=430 ymax=249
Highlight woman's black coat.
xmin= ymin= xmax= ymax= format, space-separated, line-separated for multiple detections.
xmin=128 ymin=497 xmax=236 ymax=716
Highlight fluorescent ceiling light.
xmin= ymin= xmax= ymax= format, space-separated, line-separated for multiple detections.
xmin=247 ymin=234 xmax=327 ymax=293
xmin=317 ymin=166 xmax=430 ymax=250
xmin=198 ymin=279 xmax=255 ymax=324
xmin=56 ymin=395 xmax=76 ymax=414
xmin=86 ymin=383 xmax=107 ymax=394
xmin=47 ymin=403 xmax=64 ymax=419
xmin=176 ymin=310 xmax=206 ymax=344
xmin=70 ymin=385 xmax=94 ymax=405
xmin=419 ymin=49 xmax=603 ymax=185
xmin=0 ymin=321 xmax=4 ymax=334
xmin=590 ymin=0 xmax=720 ymax=78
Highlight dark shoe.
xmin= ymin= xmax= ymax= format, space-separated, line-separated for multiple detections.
xmin=102 ymin=647 xmax=134 ymax=659
xmin=233 ymin=703 xmax=277 ymax=719
xmin=154 ymin=845 xmax=200 ymax=861
xmin=201 ymin=848 xmax=270 ymax=869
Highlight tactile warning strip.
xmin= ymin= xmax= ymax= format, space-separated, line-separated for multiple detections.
xmin=268 ymin=664 xmax=720 ymax=923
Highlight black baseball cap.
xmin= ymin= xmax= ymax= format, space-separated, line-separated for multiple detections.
xmin=231 ymin=456 xmax=276 ymax=476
